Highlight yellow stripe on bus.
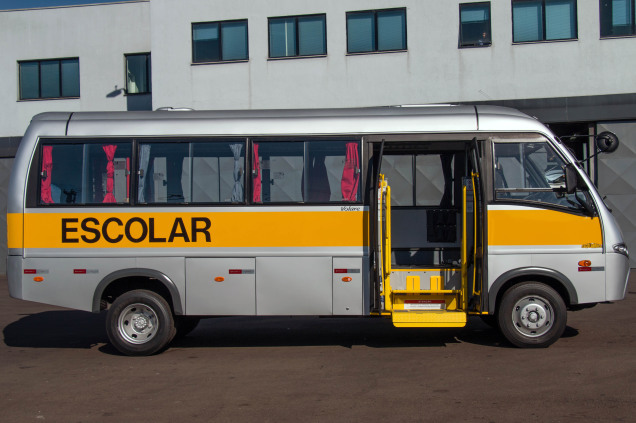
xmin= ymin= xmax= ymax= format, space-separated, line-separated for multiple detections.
xmin=12 ymin=211 xmax=368 ymax=249
xmin=488 ymin=209 xmax=602 ymax=246
xmin=7 ymin=213 xmax=23 ymax=249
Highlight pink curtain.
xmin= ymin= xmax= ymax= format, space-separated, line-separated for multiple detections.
xmin=252 ymin=143 xmax=262 ymax=202
xmin=41 ymin=145 xmax=54 ymax=203
xmin=103 ymin=145 xmax=117 ymax=203
xmin=341 ymin=142 xmax=359 ymax=201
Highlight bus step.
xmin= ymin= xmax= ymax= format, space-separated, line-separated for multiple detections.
xmin=392 ymin=310 xmax=467 ymax=328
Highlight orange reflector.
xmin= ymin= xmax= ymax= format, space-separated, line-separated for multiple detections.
xmin=214 ymin=277 xmax=225 ymax=282
xmin=342 ymin=277 xmax=352 ymax=282
xmin=578 ymin=260 xmax=592 ymax=267
xmin=33 ymin=277 xmax=44 ymax=282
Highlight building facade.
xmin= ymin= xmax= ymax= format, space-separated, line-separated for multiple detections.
xmin=1 ymin=0 xmax=635 ymax=272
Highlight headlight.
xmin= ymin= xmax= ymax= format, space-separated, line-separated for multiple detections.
xmin=613 ymin=243 xmax=629 ymax=257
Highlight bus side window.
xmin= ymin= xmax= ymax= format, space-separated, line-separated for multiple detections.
xmin=493 ymin=141 xmax=588 ymax=212
xmin=39 ymin=141 xmax=132 ymax=205
xmin=251 ymin=140 xmax=360 ymax=204
xmin=137 ymin=140 xmax=245 ymax=204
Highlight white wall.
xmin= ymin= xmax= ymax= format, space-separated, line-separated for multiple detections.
xmin=0 ymin=1 xmax=150 ymax=137
xmin=150 ymin=0 xmax=636 ymax=111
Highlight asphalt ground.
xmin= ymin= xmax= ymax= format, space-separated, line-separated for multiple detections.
xmin=1 ymin=273 xmax=635 ymax=422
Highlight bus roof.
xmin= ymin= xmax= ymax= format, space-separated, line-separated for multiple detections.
xmin=28 ymin=105 xmax=549 ymax=138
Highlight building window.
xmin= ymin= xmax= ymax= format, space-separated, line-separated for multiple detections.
xmin=125 ymin=53 xmax=151 ymax=95
xmin=512 ymin=0 xmax=577 ymax=43
xmin=460 ymin=2 xmax=492 ymax=47
xmin=600 ymin=0 xmax=636 ymax=37
xmin=268 ymin=14 xmax=327 ymax=58
xmin=346 ymin=8 xmax=407 ymax=54
xmin=192 ymin=20 xmax=249 ymax=63
xmin=19 ymin=58 xmax=79 ymax=100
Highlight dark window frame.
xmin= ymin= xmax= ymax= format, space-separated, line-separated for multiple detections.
xmin=512 ymin=0 xmax=578 ymax=43
xmin=191 ymin=19 xmax=249 ymax=64
xmin=268 ymin=13 xmax=327 ymax=59
xmin=249 ymin=137 xmax=362 ymax=205
xmin=459 ymin=2 xmax=492 ymax=48
xmin=125 ymin=53 xmax=152 ymax=95
xmin=18 ymin=57 xmax=80 ymax=100
xmin=346 ymin=7 xmax=408 ymax=54
xmin=600 ymin=0 xmax=636 ymax=38
xmin=491 ymin=140 xmax=594 ymax=216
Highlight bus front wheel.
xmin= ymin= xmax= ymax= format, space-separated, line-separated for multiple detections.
xmin=497 ymin=282 xmax=566 ymax=348
xmin=106 ymin=289 xmax=176 ymax=356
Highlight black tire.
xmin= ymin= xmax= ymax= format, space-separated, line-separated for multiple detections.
xmin=174 ymin=316 xmax=201 ymax=339
xmin=497 ymin=282 xmax=567 ymax=348
xmin=106 ymin=289 xmax=176 ymax=356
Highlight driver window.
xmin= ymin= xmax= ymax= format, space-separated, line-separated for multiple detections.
xmin=494 ymin=141 xmax=588 ymax=211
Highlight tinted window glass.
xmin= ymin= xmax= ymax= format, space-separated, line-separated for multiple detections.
xmin=494 ymin=141 xmax=589 ymax=211
xmin=460 ymin=2 xmax=492 ymax=47
xmin=19 ymin=58 xmax=80 ymax=100
xmin=40 ymin=141 xmax=132 ymax=205
xmin=138 ymin=141 xmax=245 ymax=204
xmin=192 ymin=20 xmax=248 ymax=63
xmin=513 ymin=0 xmax=577 ymax=42
xmin=347 ymin=9 xmax=406 ymax=53
xmin=600 ymin=0 xmax=635 ymax=37
xmin=126 ymin=54 xmax=151 ymax=94
xmin=252 ymin=140 xmax=360 ymax=203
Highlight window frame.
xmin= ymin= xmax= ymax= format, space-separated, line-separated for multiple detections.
xmin=491 ymin=139 xmax=594 ymax=216
xmin=346 ymin=7 xmax=408 ymax=54
xmin=268 ymin=13 xmax=327 ymax=59
xmin=459 ymin=2 xmax=492 ymax=48
xmin=511 ymin=0 xmax=578 ymax=44
xmin=35 ymin=138 xmax=134 ymax=207
xmin=125 ymin=53 xmax=152 ymax=95
xmin=18 ymin=57 xmax=80 ymax=101
xmin=249 ymin=137 xmax=362 ymax=205
xmin=600 ymin=0 xmax=636 ymax=38
xmin=191 ymin=19 xmax=249 ymax=64
xmin=135 ymin=138 xmax=248 ymax=206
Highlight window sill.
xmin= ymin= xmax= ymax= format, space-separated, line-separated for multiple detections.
xmin=268 ymin=54 xmax=327 ymax=61
xmin=18 ymin=96 xmax=80 ymax=102
xmin=124 ymin=92 xmax=152 ymax=96
xmin=346 ymin=49 xmax=407 ymax=56
xmin=600 ymin=34 xmax=636 ymax=40
xmin=459 ymin=43 xmax=492 ymax=49
xmin=191 ymin=59 xmax=249 ymax=66
xmin=512 ymin=38 xmax=577 ymax=45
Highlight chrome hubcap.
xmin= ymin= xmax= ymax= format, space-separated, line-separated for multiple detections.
xmin=511 ymin=295 xmax=553 ymax=337
xmin=118 ymin=303 xmax=159 ymax=344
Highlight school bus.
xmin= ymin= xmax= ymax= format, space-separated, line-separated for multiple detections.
xmin=6 ymin=105 xmax=630 ymax=355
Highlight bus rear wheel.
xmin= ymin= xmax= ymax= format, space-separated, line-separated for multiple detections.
xmin=497 ymin=282 xmax=566 ymax=348
xmin=106 ymin=289 xmax=176 ymax=356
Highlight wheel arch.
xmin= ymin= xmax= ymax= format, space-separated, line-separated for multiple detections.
xmin=92 ymin=268 xmax=183 ymax=315
xmin=488 ymin=267 xmax=578 ymax=314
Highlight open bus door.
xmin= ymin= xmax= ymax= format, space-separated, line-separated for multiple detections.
xmin=373 ymin=139 xmax=484 ymax=327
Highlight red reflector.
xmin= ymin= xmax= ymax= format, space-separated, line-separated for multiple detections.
xmin=578 ymin=267 xmax=592 ymax=272
xmin=229 ymin=269 xmax=242 ymax=274
xmin=24 ymin=269 xmax=36 ymax=274
xmin=334 ymin=269 xmax=348 ymax=273
xmin=74 ymin=269 xmax=87 ymax=274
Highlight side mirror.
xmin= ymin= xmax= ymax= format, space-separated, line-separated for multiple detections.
xmin=596 ymin=131 xmax=619 ymax=153
xmin=564 ymin=164 xmax=584 ymax=195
